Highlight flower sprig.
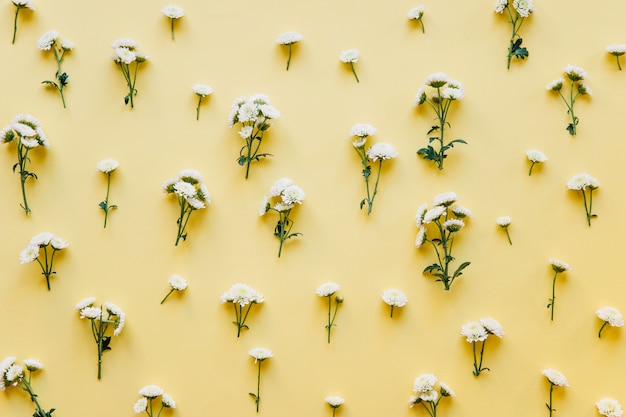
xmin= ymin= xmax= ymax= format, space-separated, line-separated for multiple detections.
xmin=192 ymin=84 xmax=212 ymax=121
xmin=259 ymin=178 xmax=305 ymax=257
xmin=160 ymin=274 xmax=188 ymax=305
xmin=526 ymin=149 xmax=547 ymax=176
xmin=542 ymin=369 xmax=569 ymax=417
xmin=414 ymin=72 xmax=467 ymax=170
xmin=596 ymin=398 xmax=623 ymax=417
xmin=38 ymin=30 xmax=73 ymax=108
xmin=1 ymin=114 xmax=49 ymax=215
xmin=606 ymin=45 xmax=626 ymax=71
xmin=316 ymin=283 xmax=343 ymax=343
xmin=566 ymin=173 xmax=599 ymax=226
xmin=133 ymin=385 xmax=176 ymax=416
xmin=161 ymin=5 xmax=184 ymax=40
xmin=325 ymin=396 xmax=345 ymax=417
xmin=97 ymin=159 xmax=119 ymax=228
xmin=11 ymin=0 xmax=34 ymax=44
xmin=248 ymin=347 xmax=273 ymax=413
xmin=415 ymin=192 xmax=471 ymax=290
xmin=111 ymin=38 xmax=149 ymax=108
xmin=596 ymin=307 xmax=624 ymax=338
xmin=407 ymin=6 xmax=425 ymax=33
xmin=409 ymin=373 xmax=455 ymax=417
xmin=350 ymin=124 xmax=398 ymax=215
xmin=495 ymin=0 xmax=535 ymax=69
xmin=228 ymin=94 xmax=280 ymax=179
xmin=162 ymin=169 xmax=210 ymax=246
xmin=75 ymin=297 xmax=125 ymax=380
xmin=382 ymin=289 xmax=408 ymax=318
xmin=20 ymin=232 xmax=68 ymax=291
xmin=546 ymin=259 xmax=571 ymax=321
xmin=496 ymin=216 xmax=512 ymax=245
xmin=546 ymin=65 xmax=591 ymax=136
xmin=340 ymin=49 xmax=360 ymax=83
xmin=460 ymin=318 xmax=504 ymax=376
xmin=276 ymin=32 xmax=303 ymax=70
xmin=0 ymin=357 xmax=55 ymax=417
xmin=220 ymin=283 xmax=264 ymax=337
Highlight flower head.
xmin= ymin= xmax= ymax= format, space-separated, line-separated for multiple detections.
xmin=549 ymin=258 xmax=571 ymax=273
xmin=96 ymin=158 xmax=119 ymax=174
xmin=60 ymin=39 xmax=74 ymax=50
xmin=526 ymin=149 xmax=547 ymax=163
xmin=461 ymin=321 xmax=488 ymax=342
xmin=542 ymin=368 xmax=569 ymax=386
xmin=6 ymin=364 xmax=23 ymax=382
xmin=451 ymin=205 xmax=472 ymax=218
xmin=382 ymin=289 xmax=408 ymax=308
xmin=276 ymin=31 xmax=303 ymax=45
xmin=22 ymin=359 xmax=43 ymax=371
xmin=424 ymin=72 xmax=449 ymax=88
xmin=281 ymin=185 xmax=306 ymax=205
xmin=607 ymin=44 xmax=626 ymax=55
xmin=546 ymin=78 xmax=564 ymax=91
xmin=220 ymin=283 xmax=264 ymax=306
xmin=133 ymin=397 xmax=148 ymax=413
xmin=192 ymin=84 xmax=213 ymax=97
xmin=407 ymin=5 xmax=425 ymax=19
xmin=162 ymin=393 xmax=176 ymax=408
xmin=37 ymin=30 xmax=58 ymax=50
xmin=433 ymin=191 xmax=459 ymax=207
xmin=439 ymin=382 xmax=455 ymax=397
xmin=566 ymin=173 xmax=599 ymax=190
xmin=415 ymin=226 xmax=426 ymax=248
xmin=80 ymin=306 xmax=102 ymax=320
xmin=597 ymin=398 xmax=624 ymax=417
xmin=12 ymin=0 xmax=34 ymax=10
xmin=513 ymin=0 xmax=535 ymax=17
xmin=325 ymin=396 xmax=345 ymax=408
xmin=596 ymin=307 xmax=624 ymax=327
xmin=139 ymin=385 xmax=163 ymax=399
xmin=480 ymin=317 xmax=504 ymax=337
xmin=316 ymin=282 xmax=340 ymax=297
xmin=114 ymin=47 xmax=136 ymax=64
xmin=564 ymin=64 xmax=587 ymax=82
xmin=494 ymin=0 xmax=508 ymax=13
xmin=350 ymin=123 xmax=377 ymax=138
xmin=75 ymin=296 xmax=96 ymax=310
xmin=366 ymin=142 xmax=398 ymax=162
xmin=443 ymin=219 xmax=464 ymax=232
xmin=413 ymin=374 xmax=437 ymax=392
xmin=339 ymin=48 xmax=359 ymax=63
xmin=423 ymin=206 xmax=446 ymax=223
xmin=496 ymin=216 xmax=512 ymax=227
xmin=161 ymin=5 xmax=184 ymax=19
xmin=249 ymin=347 xmax=273 ymax=362
xmin=19 ymin=244 xmax=39 ymax=264
xmin=168 ymin=274 xmax=188 ymax=291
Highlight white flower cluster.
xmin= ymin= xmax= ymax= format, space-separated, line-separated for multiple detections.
xmin=542 ymin=368 xmax=569 ymax=387
xmin=228 ymin=94 xmax=280 ymax=131
xmin=249 ymin=347 xmax=273 ymax=363
xmin=597 ymin=398 xmax=624 ymax=417
xmin=220 ymin=283 xmax=264 ymax=306
xmin=259 ymin=178 xmax=305 ymax=215
xmin=461 ymin=318 xmax=504 ymax=343
xmin=566 ymin=173 xmax=600 ymax=191
xmin=496 ymin=216 xmax=512 ymax=227
xmin=133 ymin=384 xmax=176 ymax=413
xmin=415 ymin=191 xmax=470 ymax=248
xmin=96 ymin=158 xmax=119 ymax=174
xmin=19 ymin=232 xmax=67 ymax=264
xmin=1 ymin=114 xmax=48 ymax=149
xmin=495 ymin=0 xmax=535 ymax=16
xmin=547 ymin=65 xmax=591 ymax=95
xmin=597 ymin=307 xmax=625 ymax=328
xmin=606 ymin=44 xmax=626 ymax=55
xmin=414 ymin=72 xmax=464 ymax=106
xmin=162 ymin=169 xmax=211 ymax=210
xmin=276 ymin=31 xmax=303 ymax=45
xmin=75 ymin=297 xmax=126 ymax=336
xmin=111 ymin=38 xmax=148 ymax=65
xmin=0 ymin=357 xmax=41 ymax=391
xmin=168 ymin=274 xmax=188 ymax=291
xmin=409 ymin=373 xmax=454 ymax=407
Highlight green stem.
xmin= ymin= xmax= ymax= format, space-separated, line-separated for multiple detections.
xmin=581 ymin=190 xmax=590 ymax=226
xmin=504 ymin=227 xmax=512 ymax=245
xmin=332 ymin=407 xmax=336 ymax=417
xmin=160 ymin=289 xmax=175 ymax=305
xmin=366 ymin=159 xmax=383 ymax=214
xmin=349 ymin=62 xmax=359 ymax=83
xmin=550 ymin=272 xmax=558 ymax=321
xmin=598 ymin=321 xmax=608 ymax=338
xmin=196 ymin=96 xmax=202 ymax=120
xmin=102 ymin=172 xmax=112 ymax=228
xmin=286 ymin=44 xmax=293 ymax=70
xmin=326 ymin=295 xmax=332 ymax=343
xmin=52 ymin=46 xmax=66 ymax=108
xmin=19 ymin=376 xmax=48 ymax=417
xmin=389 ymin=305 xmax=394 ymax=318
xmin=238 ymin=303 xmax=254 ymax=337
xmin=96 ymin=313 xmax=105 ymax=379
xmin=616 ymin=55 xmax=623 ymax=71
xmin=170 ymin=18 xmax=175 ymax=40
xmin=17 ymin=143 xmax=31 ymax=215
xmin=547 ymin=384 xmax=554 ymax=417
xmin=12 ymin=7 xmax=19 ymax=45
xmin=255 ymin=360 xmax=262 ymax=412
xmin=528 ymin=161 xmax=536 ymax=176
xmin=420 ymin=401 xmax=436 ymax=417
xmin=419 ymin=18 xmax=425 ymax=33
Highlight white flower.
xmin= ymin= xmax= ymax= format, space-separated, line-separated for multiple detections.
xmin=162 ymin=5 xmax=184 ymax=18
xmin=281 ymin=185 xmax=306 ymax=205
xmin=111 ymin=38 xmax=138 ymax=50
xmin=220 ymin=283 xmax=264 ymax=306
xmin=237 ymin=102 xmax=257 ymax=123
xmin=273 ymin=202 xmax=293 ymax=212
xmin=50 ymin=235 xmax=68 ymax=250
xmin=496 ymin=216 xmax=512 ymax=227
xmin=579 ymin=82 xmax=592 ymax=95
xmin=443 ymin=219 xmax=464 ymax=232
xmin=239 ymin=126 xmax=253 ymax=139
xmin=249 ymin=347 xmax=273 ymax=362
xmin=415 ymin=226 xmax=426 ymax=248
xmin=60 ymin=39 xmax=74 ymax=50
xmin=415 ymin=204 xmax=428 ymax=226
xmin=192 ymin=84 xmax=212 ymax=97
xmin=382 ymin=289 xmax=408 ymax=307
xmin=549 ymin=258 xmax=571 ymax=273
xmin=96 ymin=158 xmax=119 ymax=173
xmin=75 ymin=296 xmax=96 ymax=310
xmin=424 ymin=72 xmax=449 ymax=88
xmin=546 ymin=78 xmax=564 ymax=91
xmin=439 ymin=382 xmax=455 ymax=397
xmin=419 ymin=390 xmax=438 ymax=402
xmin=12 ymin=122 xmax=36 ymax=138
xmin=413 ymin=86 xmax=427 ymax=106
xmin=433 ymin=191 xmax=459 ymax=207
xmin=104 ymin=301 xmax=125 ymax=335
xmin=258 ymin=196 xmax=269 ymax=216
xmin=461 ymin=321 xmax=488 ymax=342
xmin=23 ymin=359 xmax=43 ymax=371
xmin=29 ymin=232 xmax=54 ymax=247
xmin=12 ymin=0 xmax=34 ymax=10
xmin=133 ymin=397 xmax=148 ymax=413
xmin=19 ymin=244 xmax=39 ymax=264
xmin=258 ymin=104 xmax=280 ymax=120
xmin=564 ymin=64 xmax=587 ymax=82
xmin=6 ymin=364 xmax=23 ymax=382
xmin=139 ymin=384 xmax=164 ymax=399
xmin=607 ymin=44 xmax=626 ymax=55
xmin=20 ymin=137 xmax=39 ymax=148
xmin=566 ymin=173 xmax=598 ymax=190
xmin=80 ymin=306 xmax=102 ymax=320
xmin=186 ymin=196 xmax=205 ymax=209
xmin=37 ymin=30 xmax=58 ymax=50
xmin=367 ymin=143 xmax=398 ymax=161
xmin=513 ymin=0 xmax=534 ymax=17
xmin=451 ymin=205 xmax=472 ymax=218
xmin=168 ymin=274 xmax=188 ymax=291
xmin=407 ymin=5 xmax=425 ymax=19
xmin=441 ymin=86 xmax=464 ymax=100
xmin=114 ymin=47 xmax=136 ymax=64
xmin=269 ymin=178 xmax=294 ymax=197
xmin=325 ymin=396 xmax=345 ymax=408
xmin=339 ymin=48 xmax=359 ymax=63
xmin=316 ymin=282 xmax=340 ymax=297
xmin=542 ymin=368 xmax=569 ymax=386
xmin=597 ymin=398 xmax=624 ymax=417
xmin=350 ymin=123 xmax=377 ymax=138
xmin=494 ymin=0 xmax=508 ymax=13
xmin=423 ymin=206 xmax=446 ymax=223
xmin=173 ymin=181 xmax=197 ymax=199
xmin=276 ymin=31 xmax=303 ymax=45
xmin=0 ymin=357 xmax=16 ymax=380
xmin=162 ymin=392 xmax=176 ymax=408
xmin=596 ymin=307 xmax=624 ymax=327
xmin=526 ymin=149 xmax=547 ymax=163
xmin=413 ymin=374 xmax=437 ymax=393
xmin=353 ymin=137 xmax=367 ymax=148
xmin=480 ymin=317 xmax=504 ymax=337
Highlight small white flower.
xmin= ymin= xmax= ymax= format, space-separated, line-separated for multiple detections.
xmin=96 ymin=158 xmax=119 ymax=174
xmin=439 ymin=382 xmax=455 ymax=397
xmin=29 ymin=232 xmax=54 ymax=247
xmin=513 ymin=0 xmax=534 ymax=17
xmin=596 ymin=307 xmax=625 ymax=327
xmin=162 ymin=392 xmax=176 ymax=408
xmin=382 ymin=289 xmax=408 ymax=308
xmin=104 ymin=301 xmax=125 ymax=335
xmin=407 ymin=5 xmax=425 ymax=19
xmin=607 ymin=44 xmax=626 ymax=55
xmin=80 ymin=306 xmax=102 ymax=320
xmin=276 ymin=31 xmax=303 ymax=45
xmin=415 ymin=204 xmax=428 ymax=226
xmin=281 ymin=185 xmax=306 ymax=205
xmin=496 ymin=216 xmax=512 ymax=227
xmin=443 ymin=218 xmax=464 ymax=232
xmin=259 ymin=104 xmax=280 ymax=120
xmin=494 ymin=0 xmax=508 ymax=13
xmin=111 ymin=38 xmax=138 ymax=50
xmin=526 ymin=149 xmax=547 ymax=163
xmin=316 ymin=282 xmax=340 ymax=297
xmin=597 ymin=398 xmax=624 ymax=417
xmin=23 ymin=359 xmax=43 ymax=371
xmin=451 ymin=205 xmax=472 ymax=218
xmin=75 ymin=297 xmax=96 ymax=311
xmin=12 ymin=122 xmax=36 ymax=138
xmin=461 ymin=321 xmax=488 ymax=343
xmin=350 ymin=123 xmax=377 ymax=138
xmin=161 ymin=5 xmax=184 ymax=19
xmin=114 ymin=47 xmax=136 ymax=64
xmin=269 ymin=178 xmax=293 ymax=197
xmin=249 ymin=347 xmax=273 ymax=362
xmin=325 ymin=396 xmax=345 ymax=408
xmin=480 ymin=317 xmax=505 ymax=337
xmin=168 ymin=274 xmax=188 ymax=291
xmin=339 ymin=48 xmax=359 ymax=63
xmin=12 ymin=0 xmax=34 ymax=10
xmin=192 ymin=84 xmax=212 ymax=97
xmin=423 ymin=206 xmax=445 ymax=223
xmin=366 ymin=142 xmax=398 ymax=162
xmin=564 ymin=64 xmax=587 ymax=82
xmin=258 ymin=196 xmax=269 ymax=216
xmin=20 ymin=137 xmax=39 ymax=149
xmin=37 ymin=30 xmax=58 ymax=50
xmin=542 ymin=368 xmax=569 ymax=386
xmin=50 ymin=235 xmax=68 ymax=250
xmin=441 ymin=86 xmax=464 ymax=100
xmin=413 ymin=374 xmax=437 ymax=393
xmin=60 ymin=39 xmax=74 ymax=50
xmin=139 ymin=384 xmax=164 ymax=399
xmin=546 ymin=78 xmax=564 ymax=91
xmin=173 ymin=181 xmax=197 ymax=199
xmin=424 ymin=72 xmax=449 ymax=88
xmin=433 ymin=191 xmax=459 ymax=207
xmin=415 ymin=226 xmax=426 ymax=248
xmin=6 ymin=364 xmax=23 ymax=382
xmin=579 ymin=82 xmax=592 ymax=95
xmin=419 ymin=389 xmax=438 ymax=402
xmin=19 ymin=244 xmax=39 ymax=264
xmin=221 ymin=283 xmax=264 ymax=306
xmin=239 ymin=126 xmax=253 ymax=139
xmin=549 ymin=258 xmax=571 ymax=273
xmin=566 ymin=173 xmax=598 ymax=191
xmin=133 ymin=397 xmax=148 ymax=413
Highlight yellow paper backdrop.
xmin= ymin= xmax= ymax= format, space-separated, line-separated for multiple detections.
xmin=1 ymin=0 xmax=625 ymax=416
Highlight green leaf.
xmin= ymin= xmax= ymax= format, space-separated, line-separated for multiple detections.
xmin=566 ymin=123 xmax=576 ymax=135
xmin=102 ymin=336 xmax=112 ymax=351
xmin=249 ymin=393 xmax=258 ymax=400
xmin=237 ymin=156 xmax=248 ymax=166
xmin=99 ymin=202 xmax=107 ymax=210
xmin=110 ymin=205 xmax=118 ymax=209
xmin=452 ymin=261 xmax=471 ymax=278
xmin=286 ymin=232 xmax=302 ymax=240
xmin=427 ymin=126 xmax=440 ymax=135
xmin=447 ymin=139 xmax=468 ymax=146
xmin=362 ymin=166 xmax=371 ymax=179
xmin=360 ymin=199 xmax=367 ymax=210
xmin=58 ymin=72 xmax=69 ymax=86
xmin=124 ymin=95 xmax=130 ymax=105
xmin=41 ymin=80 xmax=60 ymax=90
xmin=423 ymin=263 xmax=442 ymax=274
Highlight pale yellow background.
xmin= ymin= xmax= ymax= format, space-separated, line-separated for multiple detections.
xmin=0 ymin=0 xmax=625 ymax=416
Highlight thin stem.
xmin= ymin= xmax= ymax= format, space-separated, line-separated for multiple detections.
xmin=587 ymin=189 xmax=594 ymax=226
xmin=326 ymin=295 xmax=332 ymax=343
xmin=332 ymin=408 xmax=337 ymax=417
xmin=196 ymin=96 xmax=202 ymax=120
xmin=255 ymin=360 xmax=262 ymax=412
xmin=17 ymin=144 xmax=31 ymax=215
xmin=170 ymin=18 xmax=175 ymax=40
xmin=20 ymin=377 xmax=47 ymax=417
xmin=349 ymin=62 xmax=359 ymax=83
xmin=233 ymin=303 xmax=242 ymax=337
xmin=476 ymin=338 xmax=488 ymax=375
xmin=239 ymin=303 xmax=254 ymax=337
xmin=616 ymin=55 xmax=623 ymax=71
xmin=389 ymin=305 xmax=394 ymax=318
xmin=550 ymin=272 xmax=558 ymax=321
xmin=598 ymin=321 xmax=608 ymax=338
xmin=12 ymin=7 xmax=19 ymax=44
xmin=96 ymin=313 xmax=105 ymax=379
xmin=581 ymin=190 xmax=590 ymax=226
xmin=103 ymin=172 xmax=112 ymax=228
xmin=160 ymin=288 xmax=175 ymax=305
xmin=419 ymin=18 xmax=425 ymax=33
xmin=420 ymin=401 xmax=436 ymax=417
xmin=286 ymin=44 xmax=293 ymax=70
xmin=547 ymin=384 xmax=554 ymax=417
xmin=367 ymin=159 xmax=383 ymax=214
xmin=504 ymin=227 xmax=512 ymax=245
xmin=528 ymin=161 xmax=536 ymax=176
xmin=52 ymin=46 xmax=66 ymax=108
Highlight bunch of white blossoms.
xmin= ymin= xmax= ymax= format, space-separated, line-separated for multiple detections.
xmin=597 ymin=398 xmax=624 ymax=417
xmin=546 ymin=65 xmax=591 ymax=136
xmin=221 ymin=283 xmax=265 ymax=337
xmin=596 ymin=306 xmax=624 ymax=338
xmin=228 ymin=94 xmax=281 ymax=179
xmin=381 ymin=289 xmax=408 ymax=318
xmin=461 ymin=318 xmax=504 ymax=376
xmin=0 ymin=357 xmax=54 ymax=417
xmin=409 ymin=373 xmax=454 ymax=416
xmin=162 ymin=169 xmax=210 ymax=245
xmin=111 ymin=38 xmax=149 ymax=108
xmin=134 ymin=385 xmax=176 ymax=416
xmin=566 ymin=173 xmax=600 ymax=226
xmin=20 ymin=232 xmax=68 ymax=291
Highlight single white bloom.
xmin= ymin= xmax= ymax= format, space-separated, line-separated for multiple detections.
xmin=239 ymin=126 xmax=253 ymax=139
xmin=564 ymin=64 xmax=587 ymax=82
xmin=168 ymin=274 xmax=188 ymax=291
xmin=339 ymin=48 xmax=359 ymax=63
xmin=258 ymin=196 xmax=269 ymax=216
xmin=276 ymin=31 xmax=303 ymax=45
xmin=249 ymin=347 xmax=273 ymax=362
xmin=496 ymin=216 xmax=512 ymax=227
xmin=20 ymin=137 xmax=39 ymax=149
xmin=173 ymin=181 xmax=197 ymax=199
xmin=133 ymin=397 xmax=148 ymax=413
xmin=139 ymin=384 xmax=164 ymax=399
xmin=23 ymin=359 xmax=43 ymax=371
xmin=382 ymin=289 xmax=408 ymax=308
xmin=186 ymin=197 xmax=205 ymax=210
xmin=316 ymin=282 xmax=340 ymax=297
xmin=0 ymin=357 xmax=16 ymax=382
xmin=60 ymin=39 xmax=74 ymax=50
xmin=439 ymin=381 xmax=455 ymax=397
xmin=111 ymin=38 xmax=138 ymax=50
xmin=353 ymin=138 xmax=367 ymax=148
xmin=134 ymin=52 xmax=149 ymax=62
xmin=30 ymin=232 xmax=54 ymax=247
xmin=50 ymin=235 xmax=68 ymax=250
xmin=350 ymin=123 xmax=377 ymax=138
xmin=220 ymin=283 xmax=264 ymax=306
xmin=96 ymin=158 xmax=119 ymax=173
xmin=198 ymin=183 xmax=210 ymax=203
xmin=413 ymin=86 xmax=427 ymax=106
xmin=549 ymin=258 xmax=572 ymax=273
xmin=12 ymin=0 xmax=34 ymax=10
xmin=162 ymin=392 xmax=176 ymax=408
xmin=178 ymin=169 xmax=203 ymax=183
xmin=607 ymin=44 xmax=626 ymax=55
xmin=443 ymin=218 xmax=464 ymax=232
xmin=423 ymin=206 xmax=446 ymax=223
xmin=566 ymin=173 xmax=597 ymax=191
xmin=269 ymin=178 xmax=294 ymax=197
xmin=259 ymin=104 xmax=280 ymax=119
xmin=75 ymin=297 xmax=96 ymax=310
xmin=413 ymin=374 xmax=438 ymax=393
xmin=250 ymin=93 xmax=270 ymax=104
xmin=433 ymin=191 xmax=459 ymax=207
xmin=480 ymin=317 xmax=505 ymax=337
xmin=366 ymin=142 xmax=398 ymax=161
xmin=37 ymin=30 xmax=58 ymax=50
xmin=80 ymin=306 xmax=102 ymax=320
xmin=281 ymin=185 xmax=305 ymax=205
xmin=460 ymin=321 xmax=488 ymax=342
xmin=237 ymin=102 xmax=257 ymax=123
xmin=546 ymin=78 xmax=564 ymax=91
xmin=415 ymin=225 xmax=426 ymax=248
xmin=494 ymin=0 xmax=508 ymax=13
xmin=12 ymin=123 xmax=36 ymax=138
xmin=441 ymin=86 xmax=464 ymax=100
xmin=273 ymin=202 xmax=294 ymax=212
xmin=596 ymin=307 xmax=625 ymax=327
xmin=513 ymin=0 xmax=534 ymax=17
xmin=542 ymin=368 xmax=569 ymax=386
xmin=408 ymin=395 xmax=420 ymax=407
xmin=35 ymin=127 xmax=49 ymax=148
xmin=424 ymin=72 xmax=449 ymax=88
xmin=407 ymin=5 xmax=425 ymax=19
xmin=192 ymin=84 xmax=213 ymax=97
xmin=114 ymin=47 xmax=136 ymax=64
xmin=325 ymin=396 xmax=345 ymax=408
xmin=161 ymin=5 xmax=184 ymax=19
xmin=415 ymin=204 xmax=428 ymax=226
xmin=526 ymin=149 xmax=547 ymax=163
xmin=19 ymin=244 xmax=39 ymax=264
xmin=419 ymin=389 xmax=438 ymax=402
xmin=451 ymin=205 xmax=472 ymax=218
xmin=597 ymin=398 xmax=624 ymax=417
xmin=579 ymin=82 xmax=592 ymax=96
xmin=6 ymin=364 xmax=23 ymax=382
xmin=104 ymin=301 xmax=125 ymax=335
xmin=161 ymin=177 xmax=178 ymax=193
